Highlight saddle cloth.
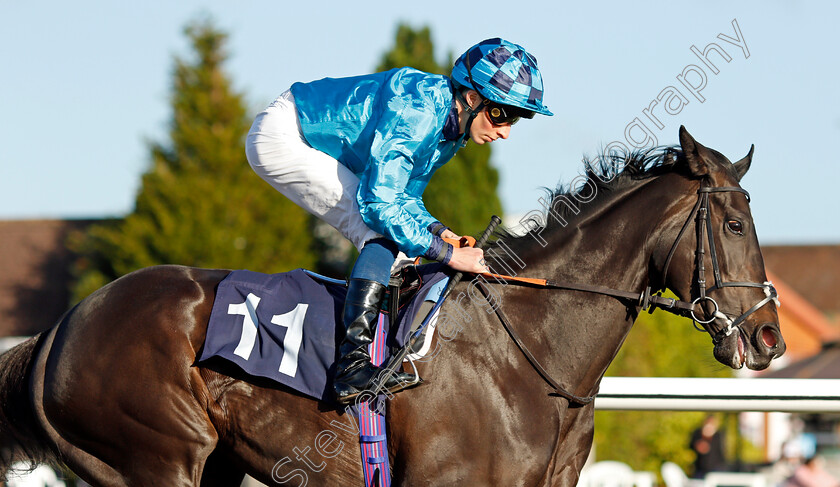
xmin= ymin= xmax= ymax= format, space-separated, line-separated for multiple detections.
xmin=198 ymin=265 xmax=449 ymax=401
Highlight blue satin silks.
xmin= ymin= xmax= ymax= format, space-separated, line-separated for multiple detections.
xmin=290 ymin=68 xmax=462 ymax=257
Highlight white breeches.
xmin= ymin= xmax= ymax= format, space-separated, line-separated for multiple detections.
xmin=245 ymin=91 xmax=381 ymax=251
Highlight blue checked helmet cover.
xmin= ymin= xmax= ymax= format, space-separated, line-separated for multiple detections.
xmin=451 ymin=38 xmax=553 ymax=116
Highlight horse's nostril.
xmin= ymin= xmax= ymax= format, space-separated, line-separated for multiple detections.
xmin=761 ymin=327 xmax=777 ymax=348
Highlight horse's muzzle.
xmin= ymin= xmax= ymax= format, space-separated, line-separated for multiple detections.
xmin=713 ymin=322 xmax=785 ymax=370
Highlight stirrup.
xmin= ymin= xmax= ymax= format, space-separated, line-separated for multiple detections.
xmin=334 ymin=367 xmax=421 ymax=405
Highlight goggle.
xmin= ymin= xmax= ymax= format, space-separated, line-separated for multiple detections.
xmin=482 ymin=99 xmax=534 ymax=126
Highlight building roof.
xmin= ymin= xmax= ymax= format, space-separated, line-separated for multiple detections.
xmin=0 ymin=219 xmax=95 ymax=337
xmin=763 ymin=341 xmax=840 ymax=379
xmin=762 ymin=245 xmax=840 ymax=321
xmin=766 ymin=270 xmax=839 ymax=363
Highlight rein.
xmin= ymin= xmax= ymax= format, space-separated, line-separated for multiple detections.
xmin=473 ymin=280 xmax=598 ymax=405
xmin=471 ymin=181 xmax=779 ymax=406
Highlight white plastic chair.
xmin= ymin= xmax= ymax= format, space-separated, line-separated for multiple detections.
xmin=661 ymin=461 xmax=704 ymax=487
xmin=579 ymin=461 xmax=636 ymax=487
xmin=5 ymin=463 xmax=66 ymax=487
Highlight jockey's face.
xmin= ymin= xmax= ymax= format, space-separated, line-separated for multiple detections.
xmin=460 ymin=90 xmax=512 ymax=145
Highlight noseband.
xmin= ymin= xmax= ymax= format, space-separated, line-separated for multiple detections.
xmin=659 ymin=181 xmax=779 ymax=343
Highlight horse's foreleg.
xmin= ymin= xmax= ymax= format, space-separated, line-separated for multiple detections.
xmin=199 ymin=448 xmax=247 ymax=487
xmin=546 ymin=407 xmax=596 ymax=487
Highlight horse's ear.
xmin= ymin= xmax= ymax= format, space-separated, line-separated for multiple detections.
xmin=679 ymin=125 xmax=716 ymax=177
xmin=732 ymin=145 xmax=754 ymax=182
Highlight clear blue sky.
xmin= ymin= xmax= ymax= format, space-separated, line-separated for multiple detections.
xmin=1 ymin=1 xmax=837 ymax=244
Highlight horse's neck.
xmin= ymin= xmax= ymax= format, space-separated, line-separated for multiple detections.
xmin=523 ymin=181 xmax=659 ymax=291
xmin=495 ymin=182 xmax=664 ymax=397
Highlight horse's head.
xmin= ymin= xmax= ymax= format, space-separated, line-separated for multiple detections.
xmin=651 ymin=126 xmax=785 ymax=370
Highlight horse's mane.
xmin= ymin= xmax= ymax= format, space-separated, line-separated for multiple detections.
xmin=492 ymin=145 xmax=687 ymax=254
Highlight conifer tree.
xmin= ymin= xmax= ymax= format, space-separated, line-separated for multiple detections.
xmin=376 ymin=25 xmax=503 ymax=237
xmin=71 ymin=19 xmax=314 ymax=301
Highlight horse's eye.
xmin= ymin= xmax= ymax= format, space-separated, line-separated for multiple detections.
xmin=726 ymin=219 xmax=743 ymax=235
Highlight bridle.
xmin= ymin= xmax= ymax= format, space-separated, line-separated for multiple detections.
xmin=473 ymin=179 xmax=779 ymax=405
xmin=658 ymin=180 xmax=779 ymax=344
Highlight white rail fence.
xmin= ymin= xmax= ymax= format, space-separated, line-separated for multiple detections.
xmin=3 ymin=338 xmax=835 ymax=414
xmin=594 ymin=377 xmax=840 ymax=412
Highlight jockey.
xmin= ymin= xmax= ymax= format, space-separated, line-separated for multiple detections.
xmin=246 ymin=38 xmax=553 ymax=405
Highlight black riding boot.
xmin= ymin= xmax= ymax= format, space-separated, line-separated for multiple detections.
xmin=333 ymin=278 xmax=418 ymax=404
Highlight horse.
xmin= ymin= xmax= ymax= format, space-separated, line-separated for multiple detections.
xmin=0 ymin=127 xmax=785 ymax=486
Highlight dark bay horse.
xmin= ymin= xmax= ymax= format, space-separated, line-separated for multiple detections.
xmin=0 ymin=127 xmax=785 ymax=486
